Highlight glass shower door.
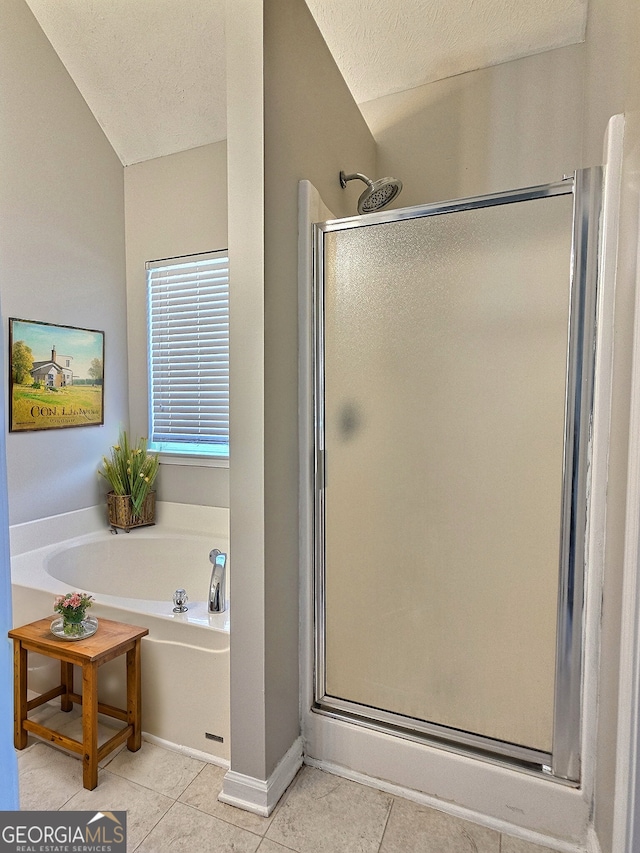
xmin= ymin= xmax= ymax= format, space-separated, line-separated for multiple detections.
xmin=314 ymin=173 xmax=600 ymax=779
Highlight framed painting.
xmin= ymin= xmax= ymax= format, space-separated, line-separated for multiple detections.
xmin=9 ymin=318 xmax=104 ymax=432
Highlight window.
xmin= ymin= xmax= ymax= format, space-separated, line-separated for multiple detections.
xmin=146 ymin=250 xmax=229 ymax=459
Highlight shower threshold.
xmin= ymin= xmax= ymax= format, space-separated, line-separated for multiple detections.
xmin=312 ymin=698 xmax=578 ymax=785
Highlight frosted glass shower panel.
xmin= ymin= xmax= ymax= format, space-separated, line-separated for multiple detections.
xmin=322 ymin=195 xmax=573 ymax=753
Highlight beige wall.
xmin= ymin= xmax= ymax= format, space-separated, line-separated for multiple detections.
xmin=0 ymin=0 xmax=127 ymax=525
xmin=262 ymin=0 xmax=376 ymax=776
xmin=227 ymin=0 xmax=376 ymax=781
xmin=582 ymin=0 xmax=639 ymax=165
xmin=124 ymin=142 xmax=229 ymax=509
xmin=360 ymin=44 xmax=586 ymax=207
xmin=227 ymin=0 xmax=268 ymax=779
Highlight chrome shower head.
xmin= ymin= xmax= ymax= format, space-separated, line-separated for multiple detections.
xmin=339 ymin=170 xmax=403 ymax=214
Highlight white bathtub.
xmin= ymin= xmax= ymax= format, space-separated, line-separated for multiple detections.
xmin=10 ymin=502 xmax=230 ymax=763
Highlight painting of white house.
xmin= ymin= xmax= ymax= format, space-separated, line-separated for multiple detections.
xmin=9 ymin=318 xmax=104 ymax=431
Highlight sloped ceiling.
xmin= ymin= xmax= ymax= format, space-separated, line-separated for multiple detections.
xmin=23 ymin=0 xmax=588 ymax=166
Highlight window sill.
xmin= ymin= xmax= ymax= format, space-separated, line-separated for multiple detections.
xmin=158 ymin=453 xmax=229 ymax=469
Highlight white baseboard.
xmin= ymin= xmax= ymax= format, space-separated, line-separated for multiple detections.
xmin=141 ymin=732 xmax=230 ymax=769
xmin=219 ymin=737 xmax=303 ymax=816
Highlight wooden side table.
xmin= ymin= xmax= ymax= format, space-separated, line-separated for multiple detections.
xmin=9 ymin=616 xmax=149 ymax=790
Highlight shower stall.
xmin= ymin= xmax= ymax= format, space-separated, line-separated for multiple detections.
xmin=311 ymin=169 xmax=601 ymax=783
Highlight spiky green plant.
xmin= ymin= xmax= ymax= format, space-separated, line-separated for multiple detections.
xmin=99 ymin=430 xmax=159 ymax=516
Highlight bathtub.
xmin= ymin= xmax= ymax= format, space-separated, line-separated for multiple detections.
xmin=10 ymin=502 xmax=230 ymax=763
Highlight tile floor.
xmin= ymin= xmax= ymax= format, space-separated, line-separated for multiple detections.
xmin=17 ymin=701 xmax=566 ymax=853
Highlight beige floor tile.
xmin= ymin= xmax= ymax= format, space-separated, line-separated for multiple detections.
xmin=55 ymin=709 xmax=122 ymax=739
xmin=257 ymin=840 xmax=297 ymax=853
xmin=19 ymin=699 xmax=76 ymax=750
xmin=17 ymin=742 xmax=84 ymax=810
xmin=266 ymin=767 xmax=392 ymax=853
xmin=21 ymin=702 xmax=126 ymax=766
xmin=135 ymin=801 xmax=262 ymax=853
xmin=42 ymin=709 xmax=127 ymax=767
xmin=61 ymin=770 xmax=173 ymax=852
xmin=501 ymin=836 xmax=560 ymax=853
xmin=27 ymin=697 xmax=66 ymax=725
xmin=179 ymin=762 xmax=276 ymax=835
xmin=17 ymin=734 xmax=558 ymax=853
xmin=380 ymin=797 xmax=500 ymax=853
xmin=107 ymin=740 xmax=205 ymax=798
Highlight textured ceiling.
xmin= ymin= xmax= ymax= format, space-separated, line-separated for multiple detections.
xmin=24 ymin=0 xmax=588 ymax=166
xmin=305 ymin=0 xmax=588 ymax=104
xmin=24 ymin=0 xmax=227 ymax=165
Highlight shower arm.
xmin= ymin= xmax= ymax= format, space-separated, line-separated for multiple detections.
xmin=339 ymin=171 xmax=373 ymax=190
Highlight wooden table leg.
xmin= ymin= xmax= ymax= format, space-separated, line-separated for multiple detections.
xmin=126 ymin=638 xmax=142 ymax=752
xmin=13 ymin=639 xmax=28 ymax=750
xmin=82 ymin=661 xmax=99 ymax=790
xmin=61 ymin=661 xmax=73 ymax=712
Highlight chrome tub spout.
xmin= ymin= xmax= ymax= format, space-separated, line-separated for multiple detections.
xmin=209 ymin=549 xmax=227 ymax=613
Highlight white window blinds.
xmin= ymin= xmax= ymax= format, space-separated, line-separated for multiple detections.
xmin=146 ymin=250 xmax=229 ymax=457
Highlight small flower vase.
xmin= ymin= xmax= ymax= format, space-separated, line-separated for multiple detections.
xmin=62 ymin=609 xmax=87 ymax=636
xmin=53 ymin=592 xmax=94 ymax=639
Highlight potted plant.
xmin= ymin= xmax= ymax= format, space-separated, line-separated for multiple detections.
xmin=99 ymin=430 xmax=159 ymax=531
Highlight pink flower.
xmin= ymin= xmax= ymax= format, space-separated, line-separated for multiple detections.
xmin=53 ymin=591 xmax=93 ymax=615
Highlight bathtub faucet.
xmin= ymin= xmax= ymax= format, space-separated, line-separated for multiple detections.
xmin=209 ymin=549 xmax=227 ymax=613
xmin=173 ymin=588 xmax=188 ymax=613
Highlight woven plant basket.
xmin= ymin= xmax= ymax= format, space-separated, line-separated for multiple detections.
xmin=107 ymin=491 xmax=156 ymax=531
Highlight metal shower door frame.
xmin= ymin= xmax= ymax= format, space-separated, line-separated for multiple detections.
xmin=312 ymin=169 xmax=602 ymax=783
